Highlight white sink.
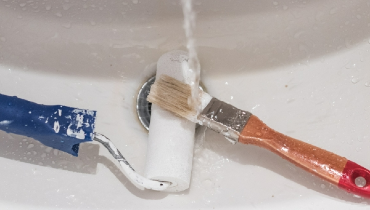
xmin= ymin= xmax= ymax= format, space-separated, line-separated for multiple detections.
xmin=1 ymin=0 xmax=370 ymax=209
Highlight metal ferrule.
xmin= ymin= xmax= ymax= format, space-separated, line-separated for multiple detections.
xmin=197 ymin=98 xmax=252 ymax=144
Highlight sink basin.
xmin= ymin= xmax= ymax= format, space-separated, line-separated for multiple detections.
xmin=1 ymin=0 xmax=370 ymax=209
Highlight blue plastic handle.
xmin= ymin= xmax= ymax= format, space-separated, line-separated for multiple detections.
xmin=0 ymin=93 xmax=97 ymax=156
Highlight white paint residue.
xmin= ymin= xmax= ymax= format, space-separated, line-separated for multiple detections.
xmin=75 ymin=129 xmax=85 ymax=139
xmin=86 ymin=110 xmax=95 ymax=116
xmin=53 ymin=121 xmax=60 ymax=133
xmin=58 ymin=109 xmax=62 ymax=116
xmin=0 ymin=120 xmax=13 ymax=126
xmin=65 ymin=111 xmax=88 ymax=139
xmin=72 ymin=108 xmax=84 ymax=114
xmin=72 ymin=109 xmax=95 ymax=121
xmin=72 ymin=109 xmax=94 ymax=117
xmin=76 ymin=114 xmax=84 ymax=128
xmin=66 ymin=124 xmax=85 ymax=139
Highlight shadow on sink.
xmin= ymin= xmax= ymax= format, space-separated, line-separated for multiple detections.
xmin=0 ymin=130 xmax=168 ymax=200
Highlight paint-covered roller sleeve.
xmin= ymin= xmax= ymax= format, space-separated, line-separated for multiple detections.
xmin=0 ymin=93 xmax=97 ymax=156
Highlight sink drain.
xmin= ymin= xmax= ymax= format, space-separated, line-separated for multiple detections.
xmin=136 ymin=76 xmax=155 ymax=131
xmin=136 ymin=75 xmax=204 ymax=131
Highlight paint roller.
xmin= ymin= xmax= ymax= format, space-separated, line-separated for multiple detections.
xmin=144 ymin=50 xmax=197 ymax=192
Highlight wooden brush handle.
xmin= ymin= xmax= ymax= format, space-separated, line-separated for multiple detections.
xmin=239 ymin=115 xmax=370 ymax=198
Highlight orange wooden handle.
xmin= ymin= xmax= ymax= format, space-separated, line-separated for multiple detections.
xmin=239 ymin=115 xmax=370 ymax=198
xmin=239 ymin=115 xmax=347 ymax=185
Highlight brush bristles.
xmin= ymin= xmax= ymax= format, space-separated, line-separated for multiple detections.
xmin=147 ymin=75 xmax=197 ymax=121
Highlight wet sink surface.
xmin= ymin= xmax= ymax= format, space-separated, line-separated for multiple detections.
xmin=0 ymin=0 xmax=370 ymax=209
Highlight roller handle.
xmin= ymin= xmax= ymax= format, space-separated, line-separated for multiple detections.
xmin=238 ymin=115 xmax=370 ymax=198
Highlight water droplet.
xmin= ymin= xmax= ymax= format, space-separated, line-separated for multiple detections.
xmin=63 ymin=4 xmax=71 ymax=10
xmin=45 ymin=147 xmax=52 ymax=153
xmin=315 ymin=11 xmax=325 ymax=21
xmin=365 ymin=82 xmax=370 ymax=87
xmin=55 ymin=12 xmax=62 ymax=17
xmin=294 ymin=30 xmax=305 ymax=39
xmin=345 ymin=37 xmax=352 ymax=48
xmin=132 ymin=0 xmax=138 ymax=4
xmin=299 ymin=43 xmax=307 ymax=52
xmin=19 ymin=3 xmax=26 ymax=7
xmin=62 ymin=23 xmax=71 ymax=28
xmin=283 ymin=5 xmax=288 ymax=10
xmin=45 ymin=5 xmax=51 ymax=10
xmin=27 ymin=144 xmax=34 ymax=149
xmin=90 ymin=21 xmax=96 ymax=26
xmin=202 ymin=179 xmax=214 ymax=189
xmin=345 ymin=62 xmax=356 ymax=69
xmin=351 ymin=77 xmax=360 ymax=84
xmin=66 ymin=195 xmax=75 ymax=199
xmin=230 ymin=96 xmax=233 ymax=99
xmin=273 ymin=1 xmax=278 ymax=6
xmin=321 ymin=184 xmax=326 ymax=189
xmin=329 ymin=7 xmax=338 ymax=15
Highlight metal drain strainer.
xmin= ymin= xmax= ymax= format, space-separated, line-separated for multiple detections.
xmin=136 ymin=76 xmax=155 ymax=131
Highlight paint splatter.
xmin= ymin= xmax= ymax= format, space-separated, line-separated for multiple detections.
xmin=0 ymin=120 xmax=13 ymax=126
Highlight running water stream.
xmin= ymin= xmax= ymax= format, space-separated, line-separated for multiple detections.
xmin=181 ymin=0 xmax=201 ymax=114
xmin=180 ymin=0 xmax=228 ymax=199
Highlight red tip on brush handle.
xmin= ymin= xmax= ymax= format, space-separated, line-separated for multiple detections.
xmin=338 ymin=160 xmax=370 ymax=198
xmin=239 ymin=115 xmax=370 ymax=198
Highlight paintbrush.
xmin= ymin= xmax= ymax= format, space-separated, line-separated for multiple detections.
xmin=148 ymin=74 xmax=370 ymax=198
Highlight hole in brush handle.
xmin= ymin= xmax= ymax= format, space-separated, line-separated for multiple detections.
xmin=338 ymin=160 xmax=370 ymax=198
